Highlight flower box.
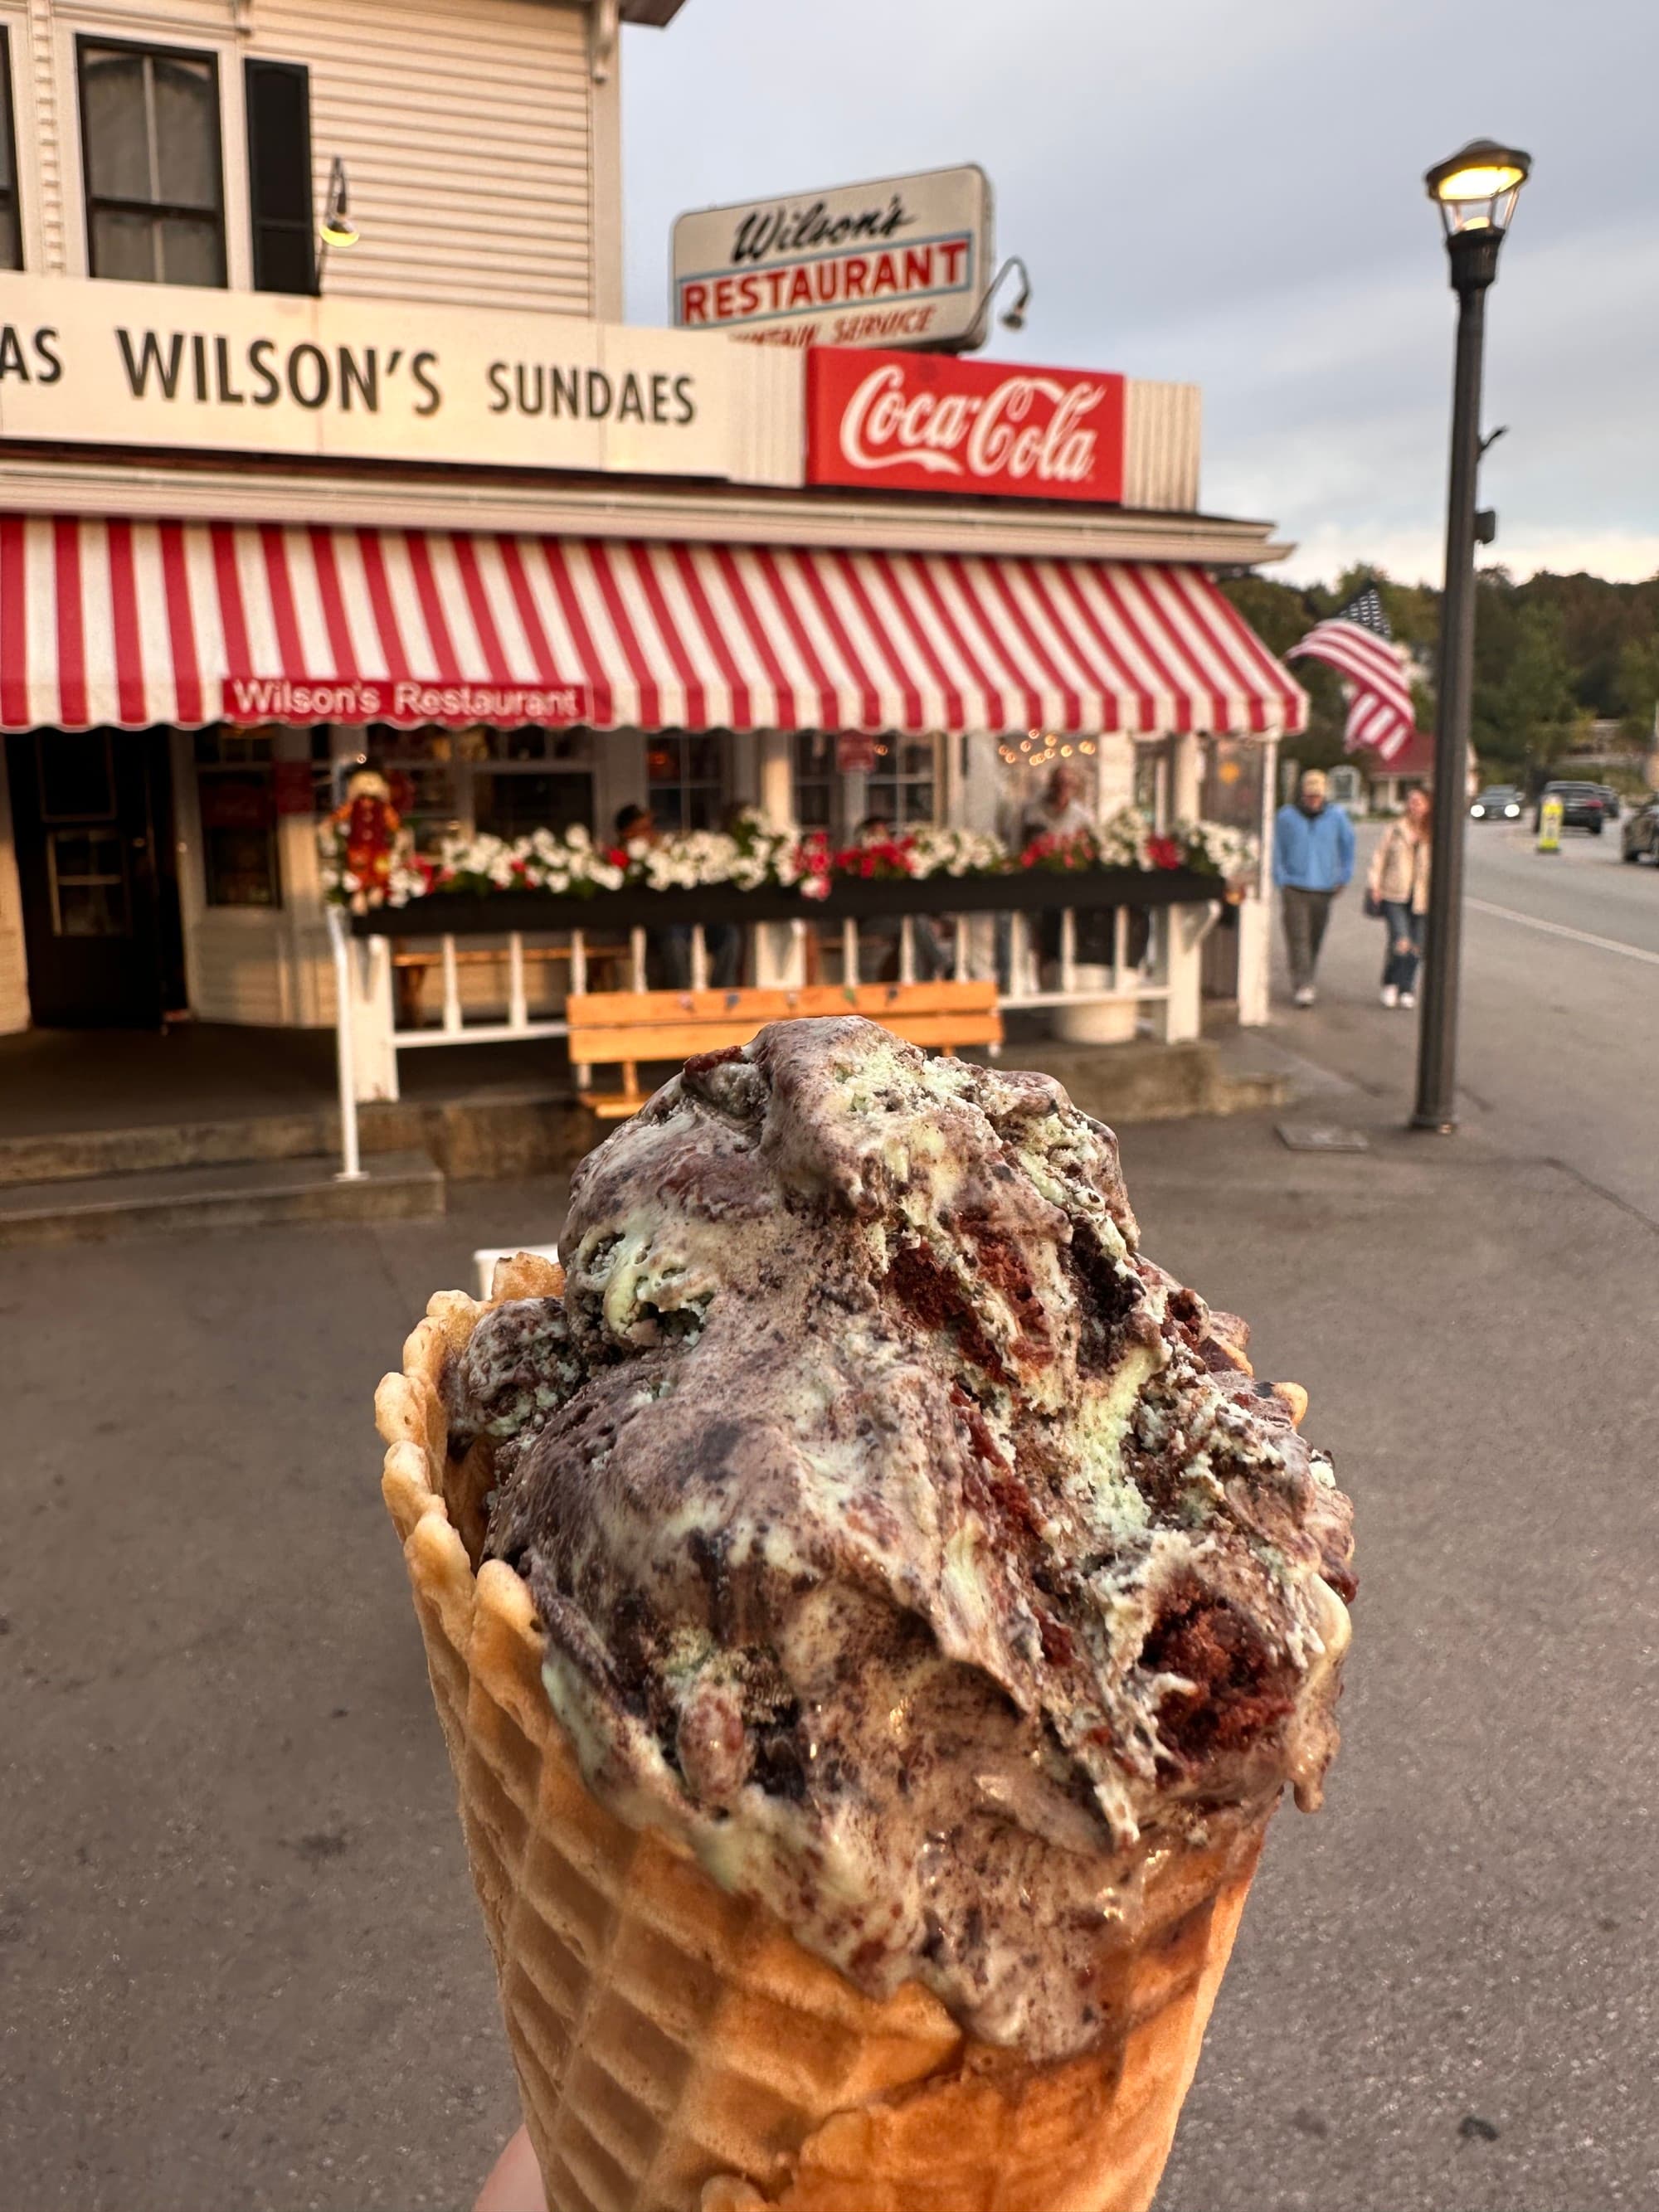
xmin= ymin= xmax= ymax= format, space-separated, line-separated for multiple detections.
xmin=348 ymin=866 xmax=1223 ymax=939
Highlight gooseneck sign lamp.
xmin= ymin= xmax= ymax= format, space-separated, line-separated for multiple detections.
xmin=1412 ymin=139 xmax=1531 ymax=1134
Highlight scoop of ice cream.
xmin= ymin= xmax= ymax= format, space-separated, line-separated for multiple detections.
xmin=465 ymin=1017 xmax=1355 ymax=2062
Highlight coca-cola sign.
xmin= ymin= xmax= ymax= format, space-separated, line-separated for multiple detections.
xmin=806 ymin=348 xmax=1126 ymax=503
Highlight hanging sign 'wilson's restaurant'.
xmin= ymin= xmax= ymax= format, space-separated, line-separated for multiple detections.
xmin=672 ymin=166 xmax=992 ymax=352
xmin=806 ymin=348 xmax=1126 ymax=503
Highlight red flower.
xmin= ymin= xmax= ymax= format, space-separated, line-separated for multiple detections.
xmin=1146 ymin=835 xmax=1182 ymax=871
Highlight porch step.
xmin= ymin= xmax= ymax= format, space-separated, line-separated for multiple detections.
xmin=0 ymin=1109 xmax=341 ymax=1188
xmin=1009 ymin=1037 xmax=1292 ymax=1125
xmin=0 ymin=1091 xmax=590 ymax=1189
xmin=0 ymin=1148 xmax=444 ymax=1248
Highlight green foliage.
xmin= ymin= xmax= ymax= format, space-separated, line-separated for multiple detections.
xmin=1219 ymin=564 xmax=1659 ymax=780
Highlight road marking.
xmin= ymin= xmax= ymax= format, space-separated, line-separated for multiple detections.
xmin=1466 ymin=897 xmax=1659 ymax=967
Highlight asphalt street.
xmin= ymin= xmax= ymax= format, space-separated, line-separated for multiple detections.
xmin=1276 ymin=812 xmax=1659 ymax=1228
xmin=2 ymin=822 xmax=1656 ymax=2212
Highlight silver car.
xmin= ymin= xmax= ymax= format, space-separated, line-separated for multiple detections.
xmin=1620 ymin=797 xmax=1659 ymax=864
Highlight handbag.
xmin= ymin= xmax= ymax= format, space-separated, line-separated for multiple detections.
xmin=1363 ymin=886 xmax=1383 ymax=919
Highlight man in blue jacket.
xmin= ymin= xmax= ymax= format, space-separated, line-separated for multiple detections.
xmin=1272 ymin=768 xmax=1355 ymax=1006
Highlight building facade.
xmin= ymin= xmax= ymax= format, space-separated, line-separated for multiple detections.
xmin=0 ymin=0 xmax=1304 ymax=1061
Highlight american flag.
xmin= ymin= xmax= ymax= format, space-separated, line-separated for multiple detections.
xmin=1287 ymin=586 xmax=1418 ymax=763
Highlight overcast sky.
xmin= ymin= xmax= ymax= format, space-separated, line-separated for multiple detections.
xmin=621 ymin=0 xmax=1657 ymax=587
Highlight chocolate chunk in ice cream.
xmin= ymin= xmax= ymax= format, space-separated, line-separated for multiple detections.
xmin=464 ymin=1017 xmax=1355 ymax=2063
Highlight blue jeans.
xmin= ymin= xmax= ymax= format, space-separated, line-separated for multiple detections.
xmin=1381 ymin=901 xmax=1424 ymax=991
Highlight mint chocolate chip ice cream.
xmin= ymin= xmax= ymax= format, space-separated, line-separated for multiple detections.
xmin=451 ymin=1017 xmax=1355 ymax=2064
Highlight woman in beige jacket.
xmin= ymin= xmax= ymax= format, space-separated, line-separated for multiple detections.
xmin=1368 ymin=787 xmax=1431 ymax=1008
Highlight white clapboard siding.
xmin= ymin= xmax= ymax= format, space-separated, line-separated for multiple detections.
xmin=1123 ymin=382 xmax=1202 ymax=514
xmin=255 ymin=0 xmax=598 ymax=314
xmin=188 ymin=912 xmax=301 ymax=1024
xmin=13 ymin=0 xmax=600 ymax=312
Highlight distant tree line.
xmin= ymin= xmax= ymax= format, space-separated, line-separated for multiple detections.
xmin=1218 ymin=566 xmax=1659 ymax=782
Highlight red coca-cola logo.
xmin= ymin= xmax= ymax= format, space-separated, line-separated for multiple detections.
xmin=807 ymin=348 xmax=1125 ymax=504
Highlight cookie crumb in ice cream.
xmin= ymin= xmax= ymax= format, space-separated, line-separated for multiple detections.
xmin=455 ymin=1017 xmax=1355 ymax=2064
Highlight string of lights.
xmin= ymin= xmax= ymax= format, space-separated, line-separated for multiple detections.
xmin=995 ymin=732 xmax=1101 ymax=768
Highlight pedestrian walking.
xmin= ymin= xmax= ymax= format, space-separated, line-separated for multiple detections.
xmin=1272 ymin=768 xmax=1355 ymax=1006
xmin=1367 ymin=787 xmax=1431 ymax=1009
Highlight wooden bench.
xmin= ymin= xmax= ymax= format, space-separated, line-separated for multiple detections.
xmin=567 ymin=981 xmax=1003 ymax=1119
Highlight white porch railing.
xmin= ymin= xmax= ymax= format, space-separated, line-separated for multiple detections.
xmin=326 ymin=897 xmax=1221 ymax=1180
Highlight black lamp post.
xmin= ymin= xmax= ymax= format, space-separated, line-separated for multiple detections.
xmin=1412 ymin=139 xmax=1531 ymax=1131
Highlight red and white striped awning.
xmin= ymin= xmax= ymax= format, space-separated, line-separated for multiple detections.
xmin=0 ymin=517 xmax=1306 ymax=739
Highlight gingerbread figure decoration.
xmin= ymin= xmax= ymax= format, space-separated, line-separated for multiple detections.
xmin=329 ymin=760 xmax=402 ymax=912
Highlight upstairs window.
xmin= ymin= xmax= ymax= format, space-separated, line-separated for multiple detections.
xmin=78 ymin=41 xmax=226 ymax=286
xmin=245 ymin=60 xmax=314 ymax=294
xmin=0 ymin=32 xmax=21 ymax=270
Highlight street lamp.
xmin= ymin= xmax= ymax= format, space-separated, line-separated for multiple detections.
xmin=1412 ymin=139 xmax=1530 ymax=1132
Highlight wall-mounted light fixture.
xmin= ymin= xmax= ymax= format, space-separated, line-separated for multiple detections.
xmin=966 ymin=255 xmax=1033 ymax=349
xmin=315 ymin=156 xmax=358 ymax=289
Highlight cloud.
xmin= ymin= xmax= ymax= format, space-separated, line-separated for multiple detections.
xmin=622 ymin=0 xmax=1659 ymax=586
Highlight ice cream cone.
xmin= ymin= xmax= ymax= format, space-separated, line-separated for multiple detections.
xmin=378 ymin=1254 xmax=1269 ymax=2212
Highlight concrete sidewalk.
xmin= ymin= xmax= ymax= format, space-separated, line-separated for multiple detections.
xmin=2 ymin=1098 xmax=1655 ymax=2210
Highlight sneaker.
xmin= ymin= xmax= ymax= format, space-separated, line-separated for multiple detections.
xmin=1293 ymin=985 xmax=1316 ymax=1007
xmin=1399 ymin=991 xmax=1416 ymax=1009
xmin=1380 ymin=985 xmax=1399 ymax=1009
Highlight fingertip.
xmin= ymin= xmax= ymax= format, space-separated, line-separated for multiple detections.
xmin=474 ymin=2125 xmax=547 ymax=2212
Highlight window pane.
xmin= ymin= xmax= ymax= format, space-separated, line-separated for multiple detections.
xmin=645 ymin=738 xmax=684 ymax=789
xmin=682 ymin=735 xmax=723 ymax=783
xmin=203 ymin=825 xmax=280 ymax=907
xmin=158 ymin=214 xmax=223 ymax=286
xmin=90 ymin=207 xmax=157 ymax=282
xmin=474 ymin=771 xmax=595 ymax=839
xmin=82 ymin=51 xmax=152 ymax=201
xmin=38 ymin=732 xmax=114 ymax=819
xmin=153 ymin=57 xmax=219 ymax=209
xmin=57 ymin=880 xmax=129 ymax=936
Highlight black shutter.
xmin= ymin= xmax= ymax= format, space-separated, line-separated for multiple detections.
xmin=245 ymin=60 xmax=315 ymax=294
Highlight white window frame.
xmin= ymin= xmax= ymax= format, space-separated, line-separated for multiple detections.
xmin=56 ymin=10 xmax=252 ymax=289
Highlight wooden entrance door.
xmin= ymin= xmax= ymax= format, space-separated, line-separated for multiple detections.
xmin=7 ymin=728 xmax=185 ymax=1027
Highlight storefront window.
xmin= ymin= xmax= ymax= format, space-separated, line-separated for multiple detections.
xmin=647 ymin=732 xmax=727 ymax=831
xmin=1135 ymin=737 xmax=1174 ymax=829
xmin=791 ymin=733 xmax=836 ymax=832
xmin=195 ymin=727 xmax=280 ymax=907
xmin=369 ymin=725 xmax=464 ymax=851
xmin=473 ymin=727 xmax=595 ymax=839
xmin=865 ymin=735 xmax=938 ymax=829
xmin=1200 ymin=738 xmax=1263 ymax=832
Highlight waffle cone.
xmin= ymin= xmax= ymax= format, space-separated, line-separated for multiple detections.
xmin=377 ymin=1254 xmax=1267 ymax=2212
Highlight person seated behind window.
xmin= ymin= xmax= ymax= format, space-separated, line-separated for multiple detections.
xmin=615 ymin=803 xmax=741 ymax=989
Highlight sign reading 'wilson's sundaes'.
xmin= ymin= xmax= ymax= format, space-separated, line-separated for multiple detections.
xmin=806 ymin=348 xmax=1126 ymax=503
xmin=0 ymin=271 xmax=800 ymax=485
xmin=673 ymin=167 xmax=992 ymax=352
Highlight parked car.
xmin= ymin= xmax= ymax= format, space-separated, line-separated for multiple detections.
xmin=1595 ymin=785 xmax=1623 ymax=822
xmin=1621 ymin=796 xmax=1659 ymax=864
xmin=1533 ymin=780 xmax=1606 ymax=834
xmin=1469 ymin=785 xmax=1523 ymax=821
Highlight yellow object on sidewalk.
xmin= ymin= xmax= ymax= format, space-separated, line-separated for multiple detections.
xmin=1537 ymin=795 xmax=1563 ymax=853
